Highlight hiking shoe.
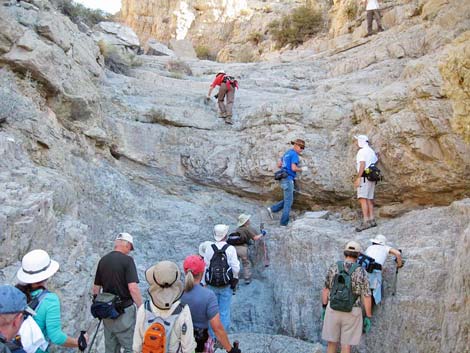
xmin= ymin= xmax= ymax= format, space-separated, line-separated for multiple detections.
xmin=0 ymin=117 xmax=6 ymax=124
xmin=355 ymin=222 xmax=370 ymax=232
xmin=218 ymin=114 xmax=226 ymax=119
xmin=225 ymin=119 xmax=233 ymax=125
xmin=245 ymin=279 xmax=251 ymax=285
xmin=266 ymin=207 xmax=273 ymax=220
xmin=369 ymin=219 xmax=377 ymax=227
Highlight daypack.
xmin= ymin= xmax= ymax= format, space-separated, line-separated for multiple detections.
xmin=226 ymin=232 xmax=246 ymax=246
xmin=222 ymin=75 xmax=239 ymax=89
xmin=90 ymin=292 xmax=123 ymax=320
xmin=357 ymin=254 xmax=382 ymax=273
xmin=329 ymin=262 xmax=359 ymax=312
xmin=362 ymin=163 xmax=382 ymax=182
xmin=142 ymin=300 xmax=184 ymax=353
xmin=205 ymin=244 xmax=233 ymax=287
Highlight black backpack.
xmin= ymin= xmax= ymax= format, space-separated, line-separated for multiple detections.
xmin=222 ymin=75 xmax=238 ymax=88
xmin=205 ymin=244 xmax=233 ymax=287
xmin=226 ymin=232 xmax=246 ymax=246
xmin=362 ymin=163 xmax=382 ymax=182
xmin=329 ymin=262 xmax=359 ymax=312
xmin=29 ymin=289 xmax=49 ymax=311
xmin=357 ymin=253 xmax=382 ymax=273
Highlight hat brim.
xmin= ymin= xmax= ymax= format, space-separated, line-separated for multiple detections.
xmin=148 ymin=282 xmax=183 ymax=310
xmin=16 ymin=260 xmax=59 ymax=284
xmin=369 ymin=238 xmax=386 ymax=246
xmin=237 ymin=215 xmax=251 ymax=227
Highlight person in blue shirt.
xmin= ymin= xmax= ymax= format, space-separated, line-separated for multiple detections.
xmin=267 ymin=139 xmax=308 ymax=226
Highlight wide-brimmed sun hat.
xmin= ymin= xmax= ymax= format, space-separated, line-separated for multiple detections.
xmin=198 ymin=241 xmax=213 ymax=257
xmin=146 ymin=261 xmax=183 ymax=310
xmin=17 ymin=249 xmax=60 ymax=284
xmin=183 ymin=255 xmax=205 ymax=275
xmin=237 ymin=213 xmax=251 ymax=227
xmin=344 ymin=240 xmax=362 ymax=253
xmin=213 ymin=224 xmax=229 ymax=242
xmin=370 ymin=234 xmax=387 ymax=246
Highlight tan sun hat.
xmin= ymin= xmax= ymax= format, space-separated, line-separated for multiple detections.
xmin=344 ymin=240 xmax=362 ymax=253
xmin=213 ymin=224 xmax=229 ymax=242
xmin=146 ymin=261 xmax=183 ymax=310
xmin=198 ymin=241 xmax=213 ymax=257
xmin=16 ymin=249 xmax=60 ymax=284
xmin=370 ymin=234 xmax=387 ymax=246
xmin=237 ymin=213 xmax=251 ymax=227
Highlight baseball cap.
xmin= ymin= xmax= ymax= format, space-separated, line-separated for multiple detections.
xmin=344 ymin=240 xmax=362 ymax=253
xmin=0 ymin=285 xmax=36 ymax=316
xmin=116 ymin=232 xmax=134 ymax=250
xmin=183 ymin=255 xmax=205 ymax=275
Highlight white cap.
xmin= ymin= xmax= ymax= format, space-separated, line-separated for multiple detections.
xmin=354 ymin=135 xmax=369 ymax=148
xmin=116 ymin=232 xmax=134 ymax=250
xmin=213 ymin=224 xmax=229 ymax=242
xmin=370 ymin=234 xmax=387 ymax=246
xmin=217 ymin=69 xmax=225 ymax=74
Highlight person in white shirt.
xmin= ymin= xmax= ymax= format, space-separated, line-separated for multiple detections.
xmin=365 ymin=234 xmax=403 ymax=305
xmin=203 ymin=224 xmax=240 ymax=340
xmin=354 ymin=135 xmax=378 ymax=231
xmin=363 ymin=0 xmax=384 ymax=36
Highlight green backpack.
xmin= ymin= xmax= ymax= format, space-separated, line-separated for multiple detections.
xmin=329 ymin=261 xmax=359 ymax=312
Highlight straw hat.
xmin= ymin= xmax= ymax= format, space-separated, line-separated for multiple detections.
xmin=146 ymin=261 xmax=183 ymax=310
xmin=237 ymin=213 xmax=251 ymax=227
xmin=370 ymin=234 xmax=387 ymax=246
xmin=213 ymin=224 xmax=229 ymax=242
xmin=17 ymin=249 xmax=60 ymax=284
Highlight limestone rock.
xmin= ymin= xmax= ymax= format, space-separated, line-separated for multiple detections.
xmin=146 ymin=39 xmax=175 ymax=56
xmin=168 ymin=39 xmax=197 ymax=59
xmin=93 ymin=21 xmax=140 ymax=49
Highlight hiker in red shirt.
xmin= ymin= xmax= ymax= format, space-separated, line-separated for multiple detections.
xmin=206 ymin=70 xmax=238 ymax=125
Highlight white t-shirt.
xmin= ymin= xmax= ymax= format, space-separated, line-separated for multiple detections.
xmin=365 ymin=244 xmax=391 ymax=266
xmin=366 ymin=0 xmax=380 ymax=10
xmin=356 ymin=144 xmax=378 ymax=172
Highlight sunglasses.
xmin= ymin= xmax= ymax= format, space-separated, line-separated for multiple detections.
xmin=297 ymin=145 xmax=305 ymax=150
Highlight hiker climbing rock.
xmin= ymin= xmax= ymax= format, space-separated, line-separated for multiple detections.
xmin=92 ymin=233 xmax=142 ymax=353
xmin=267 ymin=139 xmax=308 ymax=226
xmin=206 ymin=70 xmax=238 ymax=125
xmin=203 ymin=224 xmax=240 ymax=338
xmin=363 ymin=0 xmax=384 ymax=36
xmin=0 ymin=285 xmax=35 ymax=353
xmin=133 ymin=261 xmax=196 ymax=353
xmin=180 ymin=255 xmax=241 ymax=353
xmin=15 ymin=250 xmax=88 ymax=352
xmin=354 ymin=135 xmax=379 ymax=232
xmin=364 ymin=234 xmax=403 ymax=305
xmin=227 ymin=214 xmax=266 ymax=285
xmin=321 ymin=241 xmax=372 ymax=353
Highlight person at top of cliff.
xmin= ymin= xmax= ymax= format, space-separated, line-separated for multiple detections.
xmin=206 ymin=70 xmax=238 ymax=125
xmin=353 ymin=135 xmax=378 ymax=232
xmin=364 ymin=234 xmax=403 ymax=305
xmin=363 ymin=0 xmax=384 ymax=37
xmin=267 ymin=139 xmax=308 ymax=226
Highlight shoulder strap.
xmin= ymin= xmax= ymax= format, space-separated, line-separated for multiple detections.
xmin=349 ymin=263 xmax=359 ymax=274
xmin=211 ymin=244 xmax=218 ymax=253
xmin=220 ymin=244 xmax=230 ymax=253
xmin=336 ymin=261 xmax=344 ymax=273
xmin=30 ymin=289 xmax=50 ymax=311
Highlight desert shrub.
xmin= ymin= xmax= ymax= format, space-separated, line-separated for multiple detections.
xmin=52 ymin=0 xmax=112 ymax=27
xmin=268 ymin=6 xmax=323 ymax=48
xmin=344 ymin=0 xmax=359 ymax=20
xmin=248 ymin=31 xmax=263 ymax=45
xmin=195 ymin=45 xmax=213 ymax=60
xmin=166 ymin=60 xmax=193 ymax=76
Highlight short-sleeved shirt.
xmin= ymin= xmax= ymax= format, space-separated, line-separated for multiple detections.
xmin=94 ymin=251 xmax=139 ymax=302
xmin=365 ymin=244 xmax=392 ymax=266
xmin=210 ymin=74 xmax=225 ymax=88
xmin=356 ymin=144 xmax=378 ymax=173
xmin=180 ymin=285 xmax=219 ymax=329
xmin=324 ymin=261 xmax=371 ymax=306
xmin=366 ymin=0 xmax=379 ymax=10
xmin=235 ymin=225 xmax=258 ymax=246
xmin=281 ymin=148 xmax=300 ymax=180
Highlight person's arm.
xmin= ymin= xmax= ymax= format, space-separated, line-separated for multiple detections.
xmin=228 ymin=246 xmax=240 ymax=278
xmin=354 ymin=161 xmax=366 ymax=188
xmin=210 ymin=313 xmax=233 ymax=351
xmin=389 ymin=248 xmax=403 ymax=268
xmin=277 ymin=159 xmax=282 ymax=168
xmin=128 ymin=282 xmax=143 ymax=308
xmin=362 ymin=295 xmax=372 ymax=318
xmin=92 ymin=284 xmax=101 ymax=296
xmin=42 ymin=294 xmax=79 ymax=347
xmin=207 ymin=86 xmax=215 ymax=98
xmin=321 ymin=288 xmax=330 ymax=306
xmin=132 ymin=306 xmax=145 ymax=353
xmin=291 ymin=163 xmax=302 ymax=172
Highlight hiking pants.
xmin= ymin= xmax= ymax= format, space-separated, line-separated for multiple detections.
xmin=235 ymin=245 xmax=252 ymax=281
xmin=367 ymin=9 xmax=383 ymax=34
xmin=270 ymin=178 xmax=294 ymax=226
xmin=103 ymin=305 xmax=136 ymax=353
xmin=217 ymin=83 xmax=235 ymax=117
xmin=207 ymin=285 xmax=232 ymax=338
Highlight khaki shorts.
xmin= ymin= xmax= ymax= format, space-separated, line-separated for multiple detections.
xmin=357 ymin=178 xmax=375 ymax=199
xmin=321 ymin=304 xmax=363 ymax=346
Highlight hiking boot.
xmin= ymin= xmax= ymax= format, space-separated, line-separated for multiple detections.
xmin=378 ymin=27 xmax=385 ymax=32
xmin=0 ymin=117 xmax=6 ymax=124
xmin=369 ymin=219 xmax=377 ymax=228
xmin=245 ymin=279 xmax=251 ymax=285
xmin=266 ymin=207 xmax=273 ymax=220
xmin=225 ymin=115 xmax=233 ymax=125
xmin=218 ymin=113 xmax=226 ymax=119
xmin=355 ymin=222 xmax=370 ymax=232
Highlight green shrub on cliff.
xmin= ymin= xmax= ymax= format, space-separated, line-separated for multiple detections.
xmin=269 ymin=6 xmax=323 ymax=48
xmin=53 ymin=0 xmax=112 ymax=27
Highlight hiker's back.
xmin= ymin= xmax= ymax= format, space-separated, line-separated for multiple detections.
xmin=205 ymin=244 xmax=233 ymax=287
xmin=329 ymin=261 xmax=364 ymax=312
xmin=95 ymin=251 xmax=135 ymax=301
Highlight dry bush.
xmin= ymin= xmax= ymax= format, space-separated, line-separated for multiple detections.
xmin=52 ymin=0 xmax=112 ymax=28
xmin=195 ymin=45 xmax=214 ymax=60
xmin=166 ymin=60 xmax=193 ymax=76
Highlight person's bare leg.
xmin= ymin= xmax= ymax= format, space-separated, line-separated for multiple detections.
xmin=327 ymin=342 xmax=338 ymax=353
xmin=367 ymin=199 xmax=375 ymax=220
xmin=358 ymin=198 xmax=369 ymax=222
xmin=340 ymin=344 xmax=351 ymax=353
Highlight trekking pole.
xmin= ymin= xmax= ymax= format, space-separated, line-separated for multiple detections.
xmin=391 ymin=250 xmax=405 ymax=296
xmin=234 ymin=340 xmax=240 ymax=352
xmin=87 ymin=319 xmax=102 ymax=353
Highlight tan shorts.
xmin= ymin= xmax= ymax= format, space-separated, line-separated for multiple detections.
xmin=357 ymin=178 xmax=375 ymax=199
xmin=321 ymin=304 xmax=363 ymax=346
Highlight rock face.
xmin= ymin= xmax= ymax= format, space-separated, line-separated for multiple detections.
xmin=0 ymin=1 xmax=470 ymax=352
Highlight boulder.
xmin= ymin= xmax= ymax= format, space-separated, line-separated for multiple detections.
xmin=168 ymin=39 xmax=197 ymax=59
xmin=146 ymin=39 xmax=175 ymax=56
xmin=92 ymin=21 xmax=140 ymax=50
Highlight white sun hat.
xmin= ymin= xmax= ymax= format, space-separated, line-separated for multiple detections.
xmin=213 ymin=224 xmax=229 ymax=242
xmin=370 ymin=234 xmax=387 ymax=246
xmin=17 ymin=249 xmax=60 ymax=284
xmin=237 ymin=213 xmax=251 ymax=227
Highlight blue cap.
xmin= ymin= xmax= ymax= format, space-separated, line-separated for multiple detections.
xmin=0 ymin=285 xmax=35 ymax=315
